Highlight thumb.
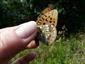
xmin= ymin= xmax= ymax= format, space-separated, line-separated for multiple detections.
xmin=12 ymin=52 xmax=36 ymax=64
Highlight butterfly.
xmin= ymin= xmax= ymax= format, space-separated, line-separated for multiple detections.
xmin=36 ymin=8 xmax=58 ymax=45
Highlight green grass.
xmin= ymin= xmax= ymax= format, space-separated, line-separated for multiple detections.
xmin=11 ymin=33 xmax=85 ymax=64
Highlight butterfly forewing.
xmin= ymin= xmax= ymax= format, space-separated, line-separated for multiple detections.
xmin=41 ymin=7 xmax=53 ymax=14
xmin=44 ymin=10 xmax=58 ymax=26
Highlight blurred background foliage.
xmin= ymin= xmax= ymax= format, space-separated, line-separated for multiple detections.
xmin=0 ymin=0 xmax=85 ymax=34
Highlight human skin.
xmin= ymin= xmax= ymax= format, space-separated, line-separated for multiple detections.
xmin=0 ymin=21 xmax=38 ymax=64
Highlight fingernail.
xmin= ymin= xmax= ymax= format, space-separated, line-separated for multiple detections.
xmin=16 ymin=21 xmax=37 ymax=39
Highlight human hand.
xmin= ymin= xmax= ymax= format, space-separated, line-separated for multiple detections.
xmin=0 ymin=21 xmax=38 ymax=64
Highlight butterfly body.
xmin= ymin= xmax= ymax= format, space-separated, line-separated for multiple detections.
xmin=36 ymin=9 xmax=58 ymax=45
